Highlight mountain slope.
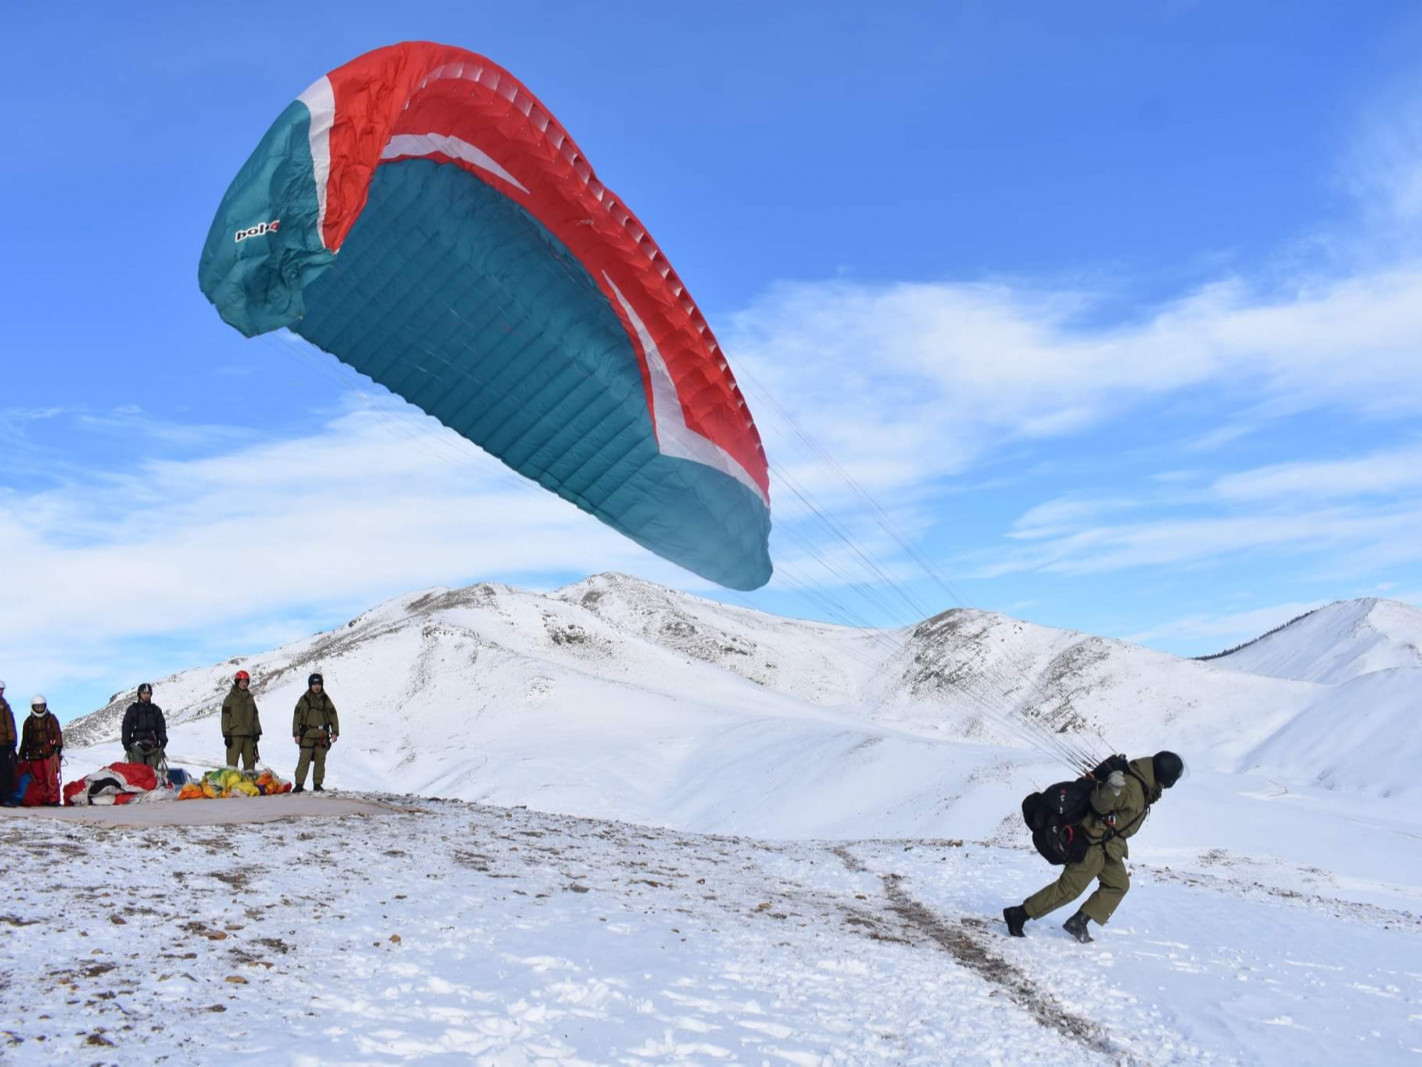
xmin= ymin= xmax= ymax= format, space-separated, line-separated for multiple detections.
xmin=65 ymin=575 xmax=1422 ymax=833
xmin=1208 ymin=597 xmax=1422 ymax=684
xmin=1242 ymin=665 xmax=1422 ymax=797
xmin=875 ymin=608 xmax=1317 ymax=761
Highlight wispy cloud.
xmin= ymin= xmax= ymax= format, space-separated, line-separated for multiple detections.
xmin=966 ymin=506 xmax=1422 ymax=579
xmin=988 ymin=444 xmax=1422 ymax=581
xmin=1125 ymin=599 xmax=1330 ymax=647
xmin=727 ymin=266 xmax=1422 ymax=509
xmin=0 ymin=400 xmax=692 ymax=699
xmin=1341 ymin=82 xmax=1422 ymax=232
xmin=67 ymin=406 xmax=250 ymax=451
xmin=1009 ymin=496 xmax=1140 ymax=540
xmin=1212 ymin=443 xmax=1422 ymax=502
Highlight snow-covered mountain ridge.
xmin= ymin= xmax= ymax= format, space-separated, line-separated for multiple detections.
xmin=33 ymin=585 xmax=1422 ymax=1061
xmin=65 ymin=578 xmax=1422 ymax=820
xmin=1208 ymin=596 xmax=1422 ymax=683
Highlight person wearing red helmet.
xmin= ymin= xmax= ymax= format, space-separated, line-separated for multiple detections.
xmin=220 ymin=670 xmax=263 ymax=770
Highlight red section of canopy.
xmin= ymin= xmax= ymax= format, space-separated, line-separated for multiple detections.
xmin=314 ymin=41 xmax=769 ymax=501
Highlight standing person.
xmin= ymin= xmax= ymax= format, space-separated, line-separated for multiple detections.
xmin=18 ymin=696 xmax=63 ymax=806
xmin=121 ymin=683 xmax=168 ymax=768
xmin=221 ymin=670 xmax=262 ymax=771
xmin=0 ymin=681 xmax=16 ymax=807
xmin=292 ymin=673 xmax=339 ymax=794
xmin=1004 ymin=751 xmax=1185 ymax=943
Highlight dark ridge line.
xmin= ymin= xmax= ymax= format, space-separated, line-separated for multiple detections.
xmin=1194 ymin=607 xmax=1322 ymax=662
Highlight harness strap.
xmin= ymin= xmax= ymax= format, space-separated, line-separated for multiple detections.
xmin=1085 ymin=768 xmax=1155 ymax=847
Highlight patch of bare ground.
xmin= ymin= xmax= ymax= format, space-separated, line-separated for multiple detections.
xmin=832 ymin=846 xmax=1122 ymax=1060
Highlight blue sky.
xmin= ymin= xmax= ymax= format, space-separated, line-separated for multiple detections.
xmin=4 ymin=1 xmax=1422 ymax=719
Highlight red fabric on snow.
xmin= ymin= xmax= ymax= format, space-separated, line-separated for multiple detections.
xmin=62 ymin=778 xmax=86 ymax=805
xmin=108 ymin=762 xmax=159 ymax=791
xmin=18 ymin=756 xmax=59 ymax=806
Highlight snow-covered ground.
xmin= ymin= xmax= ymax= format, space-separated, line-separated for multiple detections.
xmin=2 ymin=790 xmax=1419 ymax=1064
xmin=8 ymin=578 xmax=1420 ymax=1062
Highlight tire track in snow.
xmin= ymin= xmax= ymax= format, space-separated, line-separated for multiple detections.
xmin=831 ymin=846 xmax=1121 ymax=1060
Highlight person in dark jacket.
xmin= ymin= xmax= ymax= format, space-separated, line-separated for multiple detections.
xmin=292 ymin=672 xmax=339 ymax=793
xmin=19 ymin=695 xmax=64 ymax=806
xmin=1004 ymin=751 xmax=1184 ymax=943
xmin=0 ymin=681 xmax=16 ymax=806
xmin=121 ymin=683 xmax=167 ymax=768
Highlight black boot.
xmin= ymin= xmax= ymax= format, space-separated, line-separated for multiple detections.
xmin=293 ymin=784 xmax=304 ymax=794
xmin=1063 ymin=911 xmax=1093 ymax=943
xmin=1003 ymin=904 xmax=1028 ymax=937
xmin=313 ymin=784 xmax=325 ymax=793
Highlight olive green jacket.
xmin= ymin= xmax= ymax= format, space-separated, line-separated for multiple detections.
xmin=293 ymin=691 xmax=339 ymax=743
xmin=1083 ymin=757 xmax=1161 ymax=859
xmin=220 ymin=686 xmax=262 ymax=738
xmin=0 ymin=697 xmax=15 ymax=750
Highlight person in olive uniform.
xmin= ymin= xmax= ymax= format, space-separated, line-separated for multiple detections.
xmin=221 ymin=670 xmax=263 ymax=770
xmin=0 ymin=681 xmax=16 ymax=806
xmin=121 ymin=683 xmax=168 ymax=768
xmin=1004 ymin=751 xmax=1185 ymax=943
xmin=292 ymin=672 xmax=339 ymax=793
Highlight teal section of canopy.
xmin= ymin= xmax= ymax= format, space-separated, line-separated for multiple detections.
xmin=197 ymin=101 xmax=333 ymax=337
xmin=291 ymin=159 xmax=772 ymax=590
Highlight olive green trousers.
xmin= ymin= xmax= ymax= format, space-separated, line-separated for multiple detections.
xmin=226 ymin=737 xmax=257 ymax=771
xmin=1023 ymin=845 xmax=1130 ymax=925
xmin=294 ymin=743 xmax=327 ymax=788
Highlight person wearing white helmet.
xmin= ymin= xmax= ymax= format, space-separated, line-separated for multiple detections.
xmin=0 ymin=681 xmax=15 ymax=807
xmin=18 ymin=695 xmax=63 ymax=806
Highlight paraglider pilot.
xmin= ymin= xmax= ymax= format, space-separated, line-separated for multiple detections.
xmin=1005 ymin=751 xmax=1184 ymax=943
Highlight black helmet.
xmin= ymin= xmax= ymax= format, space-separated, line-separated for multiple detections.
xmin=137 ymin=683 xmax=153 ymax=697
xmin=308 ymin=672 xmax=324 ymax=687
xmin=1153 ymin=750 xmax=1185 ymax=789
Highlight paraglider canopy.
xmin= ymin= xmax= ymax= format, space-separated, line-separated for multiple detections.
xmin=199 ymin=41 xmax=772 ymax=590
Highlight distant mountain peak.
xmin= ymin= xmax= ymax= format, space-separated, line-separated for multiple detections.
xmin=1208 ymin=597 xmax=1422 ymax=685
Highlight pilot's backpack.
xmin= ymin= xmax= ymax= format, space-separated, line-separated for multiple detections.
xmin=1020 ymin=756 xmax=1129 ymax=865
